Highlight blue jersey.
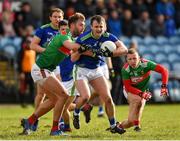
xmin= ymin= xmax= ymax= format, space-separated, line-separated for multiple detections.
xmin=76 ymin=30 xmax=118 ymax=69
xmin=100 ymin=57 xmax=106 ymax=66
xmin=59 ymin=56 xmax=74 ymax=81
xmin=35 ymin=23 xmax=59 ymax=48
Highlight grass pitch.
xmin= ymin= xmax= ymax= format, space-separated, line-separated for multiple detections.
xmin=0 ymin=104 xmax=180 ymax=140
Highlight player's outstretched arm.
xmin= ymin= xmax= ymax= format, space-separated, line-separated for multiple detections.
xmin=154 ymin=64 xmax=169 ymax=96
xmin=30 ymin=36 xmax=46 ymax=53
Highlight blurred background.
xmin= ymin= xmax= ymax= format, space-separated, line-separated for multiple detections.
xmin=0 ymin=0 xmax=180 ymax=105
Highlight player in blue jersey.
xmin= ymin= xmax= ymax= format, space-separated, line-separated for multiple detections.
xmin=58 ymin=19 xmax=94 ymax=132
xmin=71 ymin=15 xmax=128 ymax=134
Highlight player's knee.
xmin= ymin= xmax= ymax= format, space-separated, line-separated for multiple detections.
xmin=136 ymin=99 xmax=144 ymax=108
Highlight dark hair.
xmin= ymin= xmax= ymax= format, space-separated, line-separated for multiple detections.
xmin=68 ymin=12 xmax=85 ymax=27
xmin=49 ymin=8 xmax=64 ymax=17
xmin=21 ymin=2 xmax=30 ymax=7
xmin=90 ymin=15 xmax=105 ymax=25
xmin=58 ymin=20 xmax=68 ymax=28
xmin=125 ymin=48 xmax=139 ymax=60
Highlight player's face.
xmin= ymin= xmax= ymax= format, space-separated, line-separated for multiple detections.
xmin=59 ymin=25 xmax=68 ymax=33
xmin=91 ymin=20 xmax=106 ymax=38
xmin=126 ymin=52 xmax=140 ymax=68
xmin=73 ymin=20 xmax=85 ymax=37
xmin=50 ymin=12 xmax=63 ymax=28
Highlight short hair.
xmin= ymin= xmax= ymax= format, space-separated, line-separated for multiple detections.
xmin=49 ymin=8 xmax=64 ymax=17
xmin=68 ymin=12 xmax=85 ymax=27
xmin=58 ymin=19 xmax=68 ymax=28
xmin=90 ymin=15 xmax=106 ymax=25
xmin=127 ymin=48 xmax=138 ymax=55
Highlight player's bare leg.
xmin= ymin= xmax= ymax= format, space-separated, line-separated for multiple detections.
xmin=90 ymin=77 xmax=114 ymax=118
xmin=90 ymin=76 xmax=125 ymax=134
xmin=21 ymin=76 xmax=69 ymax=135
xmin=120 ymin=93 xmax=145 ymax=131
xmin=73 ymin=80 xmax=91 ymax=129
xmin=61 ymin=96 xmax=75 ymax=132
xmin=34 ymin=83 xmax=46 ymax=110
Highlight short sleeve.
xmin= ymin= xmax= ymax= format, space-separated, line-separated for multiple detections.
xmin=34 ymin=27 xmax=44 ymax=39
xmin=109 ymin=33 xmax=119 ymax=42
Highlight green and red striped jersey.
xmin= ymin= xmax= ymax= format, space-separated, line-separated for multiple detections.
xmin=36 ymin=32 xmax=72 ymax=71
xmin=122 ymin=58 xmax=157 ymax=92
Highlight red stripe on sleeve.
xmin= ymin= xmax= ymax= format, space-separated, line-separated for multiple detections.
xmin=154 ymin=64 xmax=169 ymax=85
xmin=123 ymin=79 xmax=142 ymax=95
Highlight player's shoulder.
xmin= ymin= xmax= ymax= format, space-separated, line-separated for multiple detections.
xmin=102 ymin=32 xmax=110 ymax=37
xmin=79 ymin=30 xmax=91 ymax=41
xmin=122 ymin=63 xmax=130 ymax=72
xmin=40 ymin=23 xmax=51 ymax=29
xmin=141 ymin=58 xmax=151 ymax=65
xmin=141 ymin=58 xmax=149 ymax=63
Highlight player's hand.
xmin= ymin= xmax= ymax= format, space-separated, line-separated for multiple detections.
xmin=139 ymin=91 xmax=152 ymax=101
xmin=109 ymin=68 xmax=115 ymax=78
xmin=100 ymin=47 xmax=113 ymax=57
xmin=90 ymin=48 xmax=102 ymax=57
xmin=160 ymin=84 xmax=169 ymax=97
xmin=78 ymin=44 xmax=90 ymax=53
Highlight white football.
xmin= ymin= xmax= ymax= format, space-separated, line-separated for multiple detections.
xmin=101 ymin=41 xmax=116 ymax=52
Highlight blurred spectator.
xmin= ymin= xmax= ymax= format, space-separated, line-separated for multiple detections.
xmin=106 ymin=0 xmax=123 ymax=15
xmin=111 ymin=56 xmax=126 ymax=105
xmin=0 ymin=0 xmax=14 ymax=21
xmin=151 ymin=14 xmax=166 ymax=37
xmin=156 ymin=0 xmax=175 ymax=18
xmin=17 ymin=35 xmax=36 ymax=107
xmin=155 ymin=0 xmax=176 ymax=37
xmin=75 ymin=0 xmax=96 ymax=18
xmin=121 ymin=9 xmax=134 ymax=37
xmin=121 ymin=0 xmax=135 ymax=12
xmin=13 ymin=12 xmax=26 ymax=37
xmin=174 ymin=0 xmax=180 ymax=28
xmin=0 ymin=9 xmax=16 ymax=37
xmin=107 ymin=10 xmax=122 ymax=38
xmin=20 ymin=2 xmax=37 ymax=28
xmin=25 ymin=25 xmax=34 ymax=36
xmin=145 ymin=0 xmax=156 ymax=19
xmin=133 ymin=10 xmax=152 ymax=37
xmin=133 ymin=0 xmax=147 ymax=19
xmin=165 ymin=15 xmax=176 ymax=37
xmin=95 ymin=0 xmax=107 ymax=15
xmin=65 ymin=6 xmax=76 ymax=18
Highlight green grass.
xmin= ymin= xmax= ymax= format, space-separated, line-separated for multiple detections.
xmin=0 ymin=104 xmax=180 ymax=140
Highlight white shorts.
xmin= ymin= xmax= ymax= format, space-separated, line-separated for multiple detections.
xmin=53 ymin=66 xmax=60 ymax=76
xmin=100 ymin=64 xmax=109 ymax=79
xmin=31 ymin=63 xmax=56 ymax=83
xmin=73 ymin=65 xmax=104 ymax=82
xmin=123 ymin=88 xmax=128 ymax=99
xmin=62 ymin=79 xmax=79 ymax=96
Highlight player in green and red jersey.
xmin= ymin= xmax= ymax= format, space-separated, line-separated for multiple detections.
xmin=21 ymin=13 xmax=86 ymax=136
xmin=119 ymin=48 xmax=169 ymax=132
